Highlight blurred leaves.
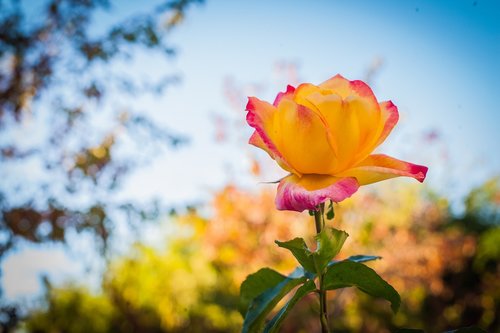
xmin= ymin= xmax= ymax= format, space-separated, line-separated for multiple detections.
xmin=0 ymin=0 xmax=199 ymax=262
xmin=0 ymin=0 xmax=202 ymax=328
xmin=474 ymin=227 xmax=500 ymax=269
xmin=26 ymin=284 xmax=116 ymax=333
xmin=17 ymin=178 xmax=500 ymax=332
xmin=459 ymin=177 xmax=500 ymax=232
xmin=444 ymin=327 xmax=487 ymax=333
xmin=71 ymin=135 xmax=115 ymax=181
xmin=2 ymin=202 xmax=108 ymax=245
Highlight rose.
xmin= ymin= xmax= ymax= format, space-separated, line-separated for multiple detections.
xmin=246 ymin=74 xmax=428 ymax=212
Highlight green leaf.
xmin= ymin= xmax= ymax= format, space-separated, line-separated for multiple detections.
xmin=263 ymin=279 xmax=316 ymax=333
xmin=241 ymin=267 xmax=307 ymax=333
xmin=275 ymin=238 xmax=316 ymax=273
xmin=313 ymin=228 xmax=348 ymax=273
xmin=276 ymin=230 xmax=349 ymax=275
xmin=240 ymin=268 xmax=287 ymax=316
xmin=346 ymin=254 xmax=381 ymax=263
xmin=326 ymin=201 xmax=335 ymax=220
xmin=324 ymin=261 xmax=401 ymax=313
xmin=328 ymin=255 xmax=382 ymax=267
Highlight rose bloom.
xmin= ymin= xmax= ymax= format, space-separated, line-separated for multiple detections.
xmin=246 ymin=74 xmax=428 ymax=212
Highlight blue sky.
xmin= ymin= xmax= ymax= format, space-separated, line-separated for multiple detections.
xmin=3 ymin=0 xmax=500 ymax=301
xmin=120 ymin=0 xmax=500 ymax=205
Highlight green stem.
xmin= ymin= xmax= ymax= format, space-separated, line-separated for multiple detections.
xmin=314 ymin=208 xmax=322 ymax=234
xmin=314 ymin=208 xmax=330 ymax=333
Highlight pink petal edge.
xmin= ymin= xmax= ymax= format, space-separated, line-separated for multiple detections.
xmin=275 ymin=176 xmax=359 ymax=212
xmin=246 ymin=97 xmax=300 ymax=175
xmin=361 ymin=154 xmax=428 ymax=183
xmin=349 ymin=79 xmax=376 ymax=99
xmin=273 ymin=85 xmax=296 ymax=107
xmin=375 ymin=101 xmax=399 ymax=147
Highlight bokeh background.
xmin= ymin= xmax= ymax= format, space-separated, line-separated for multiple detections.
xmin=1 ymin=0 xmax=499 ymax=332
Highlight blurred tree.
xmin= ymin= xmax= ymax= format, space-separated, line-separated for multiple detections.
xmin=0 ymin=0 xmax=202 ymax=329
xmin=19 ymin=179 xmax=499 ymax=332
xmin=26 ymin=279 xmax=118 ymax=333
xmin=22 ymin=186 xmax=312 ymax=332
xmin=325 ymin=179 xmax=499 ymax=333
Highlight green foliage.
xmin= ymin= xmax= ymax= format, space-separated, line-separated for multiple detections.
xmin=18 ymin=178 xmax=500 ymax=332
xmin=263 ymin=280 xmax=316 ymax=333
xmin=241 ymin=268 xmax=308 ymax=333
xmin=244 ymin=226 xmax=396 ymax=332
xmin=0 ymin=0 xmax=201 ymax=327
xmin=465 ymin=177 xmax=499 ymax=223
xmin=275 ymin=238 xmax=316 ymax=273
xmin=324 ymin=261 xmax=401 ymax=313
xmin=456 ymin=177 xmax=500 ymax=232
xmin=335 ymin=255 xmax=382 ymax=265
xmin=240 ymin=254 xmax=398 ymax=332
xmin=239 ymin=268 xmax=292 ymax=316
xmin=0 ymin=0 xmax=199 ymax=258
xmin=314 ymin=228 xmax=348 ymax=273
xmin=326 ymin=201 xmax=335 ymax=220
xmin=475 ymin=226 xmax=500 ymax=269
xmin=104 ymin=239 xmax=241 ymax=332
xmin=25 ymin=286 xmax=116 ymax=333
xmin=444 ymin=327 xmax=488 ymax=333
xmin=275 ymin=228 xmax=348 ymax=275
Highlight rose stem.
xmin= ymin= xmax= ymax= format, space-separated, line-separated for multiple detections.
xmin=314 ymin=204 xmax=330 ymax=333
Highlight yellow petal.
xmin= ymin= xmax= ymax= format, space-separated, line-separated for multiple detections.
xmin=248 ymin=131 xmax=272 ymax=156
xmin=246 ymin=97 xmax=299 ymax=175
xmin=273 ymin=98 xmax=336 ymax=175
xmin=293 ymin=83 xmax=338 ymax=156
xmin=307 ymin=76 xmax=384 ymax=171
xmin=293 ymin=83 xmax=324 ymax=110
xmin=344 ymin=94 xmax=383 ymax=163
xmin=337 ymin=154 xmax=428 ymax=185
xmin=304 ymin=92 xmax=361 ymax=172
xmin=319 ymin=74 xmax=352 ymax=98
xmin=319 ymin=74 xmax=378 ymax=105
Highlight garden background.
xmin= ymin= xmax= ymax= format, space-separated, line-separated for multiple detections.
xmin=1 ymin=0 xmax=499 ymax=332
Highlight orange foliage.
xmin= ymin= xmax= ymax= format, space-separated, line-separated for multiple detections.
xmin=23 ymin=180 xmax=499 ymax=332
xmin=199 ymin=185 xmax=310 ymax=285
